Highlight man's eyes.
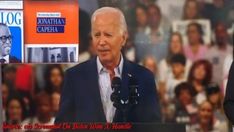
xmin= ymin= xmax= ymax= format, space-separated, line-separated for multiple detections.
xmin=94 ymin=33 xmax=113 ymax=37
xmin=94 ymin=33 xmax=100 ymax=37
xmin=104 ymin=33 xmax=112 ymax=37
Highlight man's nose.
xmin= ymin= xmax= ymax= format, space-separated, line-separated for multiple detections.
xmin=6 ymin=38 xmax=11 ymax=44
xmin=98 ymin=35 xmax=107 ymax=46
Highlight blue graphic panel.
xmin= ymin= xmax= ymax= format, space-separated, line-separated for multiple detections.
xmin=9 ymin=27 xmax=22 ymax=61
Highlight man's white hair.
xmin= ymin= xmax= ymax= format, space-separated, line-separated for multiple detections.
xmin=91 ymin=7 xmax=128 ymax=35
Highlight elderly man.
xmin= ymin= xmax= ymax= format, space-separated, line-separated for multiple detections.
xmin=55 ymin=7 xmax=161 ymax=123
xmin=0 ymin=23 xmax=21 ymax=63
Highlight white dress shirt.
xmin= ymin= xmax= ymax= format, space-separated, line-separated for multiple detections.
xmin=97 ymin=55 xmax=123 ymax=122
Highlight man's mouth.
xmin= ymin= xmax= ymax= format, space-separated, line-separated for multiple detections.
xmin=98 ymin=49 xmax=110 ymax=53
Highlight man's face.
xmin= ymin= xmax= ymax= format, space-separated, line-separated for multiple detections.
xmin=215 ymin=24 xmax=228 ymax=45
xmin=172 ymin=63 xmax=185 ymax=78
xmin=136 ymin=7 xmax=147 ymax=27
xmin=0 ymin=25 xmax=12 ymax=56
xmin=147 ymin=6 xmax=161 ymax=29
xmin=92 ymin=13 xmax=127 ymax=64
xmin=185 ymin=1 xmax=198 ymax=19
xmin=37 ymin=98 xmax=52 ymax=118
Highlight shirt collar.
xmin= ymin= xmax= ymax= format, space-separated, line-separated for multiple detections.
xmin=97 ymin=54 xmax=124 ymax=76
xmin=1 ymin=55 xmax=9 ymax=63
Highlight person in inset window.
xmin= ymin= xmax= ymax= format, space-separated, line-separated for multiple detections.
xmin=50 ymin=54 xmax=55 ymax=63
xmin=0 ymin=23 xmax=21 ymax=63
xmin=57 ymin=54 xmax=62 ymax=63
xmin=70 ymin=52 xmax=74 ymax=62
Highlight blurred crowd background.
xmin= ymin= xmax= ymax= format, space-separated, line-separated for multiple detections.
xmin=1 ymin=0 xmax=234 ymax=131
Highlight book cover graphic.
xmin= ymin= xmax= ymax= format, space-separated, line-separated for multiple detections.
xmin=25 ymin=45 xmax=78 ymax=63
xmin=0 ymin=9 xmax=23 ymax=62
xmin=24 ymin=0 xmax=79 ymax=63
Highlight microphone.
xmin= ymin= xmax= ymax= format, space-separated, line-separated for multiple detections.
xmin=111 ymin=76 xmax=140 ymax=122
xmin=128 ymin=75 xmax=140 ymax=106
xmin=111 ymin=77 xmax=129 ymax=122
xmin=111 ymin=77 xmax=122 ymax=109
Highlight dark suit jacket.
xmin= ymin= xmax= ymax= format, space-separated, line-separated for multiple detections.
xmin=55 ymin=57 xmax=161 ymax=123
xmin=9 ymin=55 xmax=21 ymax=63
xmin=224 ymin=61 xmax=234 ymax=124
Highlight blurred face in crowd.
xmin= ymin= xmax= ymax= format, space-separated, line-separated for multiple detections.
xmin=50 ymin=68 xmax=63 ymax=88
xmin=199 ymin=101 xmax=213 ymax=125
xmin=193 ymin=64 xmax=206 ymax=82
xmin=2 ymin=83 xmax=9 ymax=107
xmin=7 ymin=99 xmax=22 ymax=122
xmin=213 ymin=0 xmax=224 ymax=8
xmin=147 ymin=5 xmax=161 ymax=29
xmin=4 ymin=68 xmax=16 ymax=83
xmin=139 ymin=0 xmax=155 ymax=6
xmin=215 ymin=23 xmax=228 ymax=45
xmin=187 ymin=24 xmax=202 ymax=44
xmin=172 ymin=63 xmax=185 ymax=79
xmin=92 ymin=8 xmax=127 ymax=66
xmin=51 ymin=92 xmax=60 ymax=113
xmin=0 ymin=25 xmax=12 ymax=57
xmin=143 ymin=57 xmax=157 ymax=75
xmin=208 ymin=93 xmax=220 ymax=106
xmin=170 ymin=34 xmax=183 ymax=54
xmin=37 ymin=97 xmax=52 ymax=120
xmin=136 ymin=7 xmax=147 ymax=27
xmin=184 ymin=0 xmax=199 ymax=19
xmin=178 ymin=89 xmax=192 ymax=106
